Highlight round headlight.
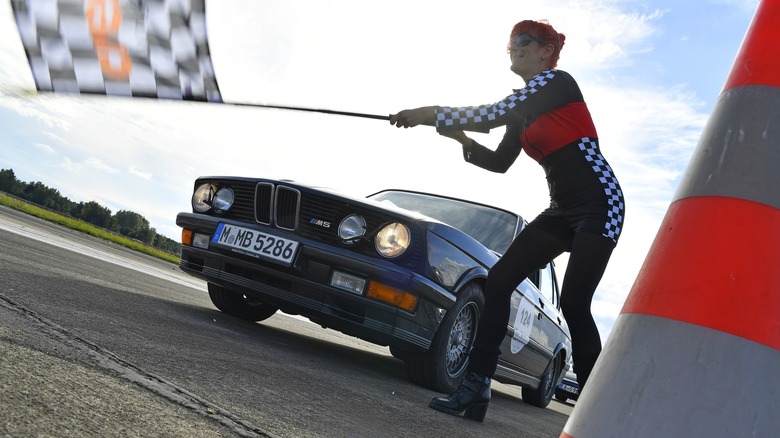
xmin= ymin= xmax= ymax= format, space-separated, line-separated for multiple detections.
xmin=213 ymin=187 xmax=235 ymax=212
xmin=192 ymin=183 xmax=215 ymax=212
xmin=338 ymin=214 xmax=367 ymax=243
xmin=375 ymin=222 xmax=410 ymax=258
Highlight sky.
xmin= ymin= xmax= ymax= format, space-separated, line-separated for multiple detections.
xmin=0 ymin=0 xmax=761 ymax=343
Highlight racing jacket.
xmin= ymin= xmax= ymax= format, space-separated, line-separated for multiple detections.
xmin=434 ymin=69 xmax=624 ymax=242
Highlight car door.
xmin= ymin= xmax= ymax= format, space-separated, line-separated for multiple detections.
xmin=534 ymin=262 xmax=568 ymax=352
xmin=500 ymin=264 xmax=551 ymax=376
xmin=500 ymin=263 xmax=560 ymax=377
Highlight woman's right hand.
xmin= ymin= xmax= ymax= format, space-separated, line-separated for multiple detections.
xmin=389 ymin=106 xmax=436 ymax=128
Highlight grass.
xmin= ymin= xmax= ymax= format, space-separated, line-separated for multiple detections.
xmin=0 ymin=193 xmax=180 ymax=265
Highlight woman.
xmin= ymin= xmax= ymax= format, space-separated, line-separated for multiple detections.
xmin=389 ymin=19 xmax=624 ymax=422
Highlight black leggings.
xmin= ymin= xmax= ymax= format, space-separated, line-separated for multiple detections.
xmin=466 ymin=226 xmax=615 ymax=389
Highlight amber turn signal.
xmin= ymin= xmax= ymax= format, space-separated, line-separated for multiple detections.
xmin=181 ymin=229 xmax=193 ymax=246
xmin=366 ymin=282 xmax=418 ymax=312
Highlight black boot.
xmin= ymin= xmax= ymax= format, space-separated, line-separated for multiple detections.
xmin=429 ymin=372 xmax=491 ymax=422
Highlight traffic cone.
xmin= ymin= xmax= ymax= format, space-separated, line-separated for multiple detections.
xmin=561 ymin=0 xmax=780 ymax=436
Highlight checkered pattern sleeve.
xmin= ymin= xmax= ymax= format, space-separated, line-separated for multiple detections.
xmin=435 ymin=69 xmax=559 ymax=133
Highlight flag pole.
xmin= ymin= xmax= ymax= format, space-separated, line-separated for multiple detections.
xmin=225 ymin=101 xmax=390 ymax=121
xmin=12 ymin=87 xmax=392 ymax=121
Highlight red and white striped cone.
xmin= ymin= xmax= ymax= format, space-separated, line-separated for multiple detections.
xmin=561 ymin=0 xmax=780 ymax=436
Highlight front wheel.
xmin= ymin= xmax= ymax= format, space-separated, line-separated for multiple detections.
xmin=207 ymin=283 xmax=278 ymax=322
xmin=522 ymin=353 xmax=561 ymax=408
xmin=403 ymin=283 xmax=484 ymax=393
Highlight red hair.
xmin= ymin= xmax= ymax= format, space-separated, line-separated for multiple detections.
xmin=510 ymin=20 xmax=566 ymax=68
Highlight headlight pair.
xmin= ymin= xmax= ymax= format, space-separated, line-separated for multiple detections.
xmin=193 ymin=185 xmax=411 ymax=258
xmin=338 ymin=214 xmax=410 ymax=258
xmin=192 ymin=183 xmax=234 ymax=213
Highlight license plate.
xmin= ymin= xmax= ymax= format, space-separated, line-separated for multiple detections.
xmin=211 ymin=223 xmax=299 ymax=266
xmin=560 ymin=384 xmax=579 ymax=394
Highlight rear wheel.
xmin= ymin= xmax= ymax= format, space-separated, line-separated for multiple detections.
xmin=522 ymin=353 xmax=561 ymax=408
xmin=403 ymin=283 xmax=484 ymax=393
xmin=207 ymin=283 xmax=278 ymax=322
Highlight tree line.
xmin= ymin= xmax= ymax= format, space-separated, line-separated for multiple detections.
xmin=0 ymin=168 xmax=181 ymax=255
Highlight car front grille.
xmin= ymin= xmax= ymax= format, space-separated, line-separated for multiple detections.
xmin=211 ymin=180 xmax=341 ymax=239
xmin=198 ymin=179 xmax=422 ymax=267
xmin=254 ymin=182 xmax=273 ymax=224
xmin=253 ymin=183 xmax=301 ymax=230
xmin=275 ymin=186 xmax=300 ymax=230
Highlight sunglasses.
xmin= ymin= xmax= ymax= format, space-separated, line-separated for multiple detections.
xmin=507 ymin=33 xmax=546 ymax=53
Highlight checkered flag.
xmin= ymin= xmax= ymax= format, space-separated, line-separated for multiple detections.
xmin=11 ymin=0 xmax=222 ymax=102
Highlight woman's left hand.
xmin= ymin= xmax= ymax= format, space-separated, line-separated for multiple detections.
xmin=439 ymin=129 xmax=473 ymax=149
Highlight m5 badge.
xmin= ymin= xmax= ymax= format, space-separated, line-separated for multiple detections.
xmin=309 ymin=218 xmax=331 ymax=229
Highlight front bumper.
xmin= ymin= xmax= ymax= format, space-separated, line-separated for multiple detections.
xmin=177 ymin=213 xmax=452 ymax=351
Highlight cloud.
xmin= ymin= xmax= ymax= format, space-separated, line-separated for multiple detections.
xmin=59 ymin=157 xmax=120 ymax=174
xmin=33 ymin=142 xmax=55 ymax=154
xmin=129 ymin=167 xmax=153 ymax=180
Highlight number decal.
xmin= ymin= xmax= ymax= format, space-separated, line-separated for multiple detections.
xmin=519 ymin=308 xmax=532 ymax=327
xmin=511 ymin=294 xmax=536 ymax=354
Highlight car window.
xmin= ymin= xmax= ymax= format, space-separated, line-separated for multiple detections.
xmin=539 ymin=263 xmax=557 ymax=307
xmin=369 ymin=191 xmax=520 ymax=254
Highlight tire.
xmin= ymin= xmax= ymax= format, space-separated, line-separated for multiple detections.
xmin=555 ymin=393 xmax=568 ymax=403
xmin=207 ymin=283 xmax=278 ymax=322
xmin=522 ymin=354 xmax=560 ymax=408
xmin=403 ymin=283 xmax=484 ymax=393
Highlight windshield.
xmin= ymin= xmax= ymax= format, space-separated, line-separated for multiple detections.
xmin=369 ymin=191 xmax=520 ymax=255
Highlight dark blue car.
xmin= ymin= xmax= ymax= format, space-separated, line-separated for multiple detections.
xmin=177 ymin=177 xmax=573 ymax=408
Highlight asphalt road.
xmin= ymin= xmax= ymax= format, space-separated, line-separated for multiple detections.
xmin=0 ymin=205 xmax=573 ymax=437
